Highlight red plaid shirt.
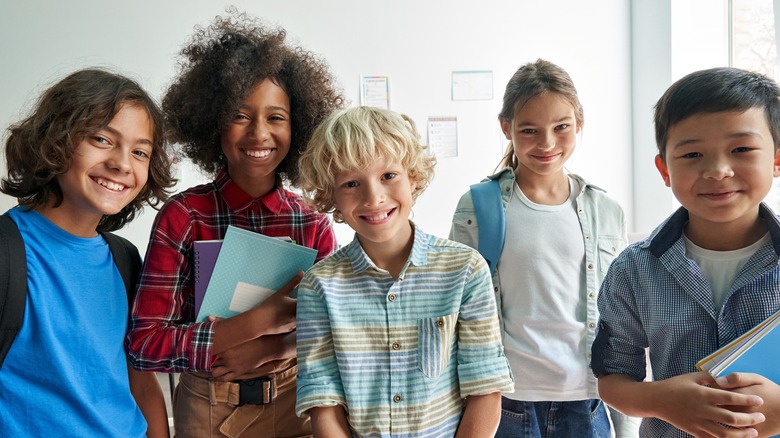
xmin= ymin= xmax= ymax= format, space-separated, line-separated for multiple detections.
xmin=126 ymin=170 xmax=335 ymax=372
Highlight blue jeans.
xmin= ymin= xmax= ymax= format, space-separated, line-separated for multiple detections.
xmin=495 ymin=398 xmax=611 ymax=438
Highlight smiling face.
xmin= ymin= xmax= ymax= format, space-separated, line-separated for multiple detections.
xmin=656 ymin=107 xmax=780 ymax=246
xmin=221 ymin=78 xmax=291 ymax=198
xmin=334 ymin=157 xmax=415 ymax=258
xmin=501 ymin=91 xmax=579 ymax=185
xmin=43 ymin=104 xmax=153 ymax=236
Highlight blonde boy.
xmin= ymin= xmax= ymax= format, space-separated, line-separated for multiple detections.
xmin=295 ymin=106 xmax=514 ymax=437
xmin=593 ymin=67 xmax=780 ymax=437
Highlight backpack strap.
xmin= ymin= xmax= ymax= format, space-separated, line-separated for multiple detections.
xmin=100 ymin=232 xmax=142 ymax=306
xmin=469 ymin=179 xmax=506 ymax=275
xmin=0 ymin=214 xmax=28 ymax=370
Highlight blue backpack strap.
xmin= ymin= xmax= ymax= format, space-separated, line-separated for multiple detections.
xmin=0 ymin=214 xmax=27 ymax=370
xmin=469 ymin=179 xmax=505 ymax=275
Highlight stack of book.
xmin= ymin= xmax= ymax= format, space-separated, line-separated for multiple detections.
xmin=193 ymin=226 xmax=317 ymax=322
xmin=696 ymin=308 xmax=780 ymax=384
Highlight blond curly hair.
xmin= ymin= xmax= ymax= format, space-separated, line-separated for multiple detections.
xmin=298 ymin=106 xmax=436 ymax=221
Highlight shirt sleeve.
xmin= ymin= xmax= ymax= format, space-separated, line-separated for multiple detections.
xmin=295 ymin=270 xmax=347 ymax=417
xmin=311 ymin=213 xmax=337 ymax=262
xmin=448 ymin=190 xmax=479 ymax=250
xmin=456 ymin=252 xmax=514 ymax=396
xmin=591 ymin=253 xmax=649 ymax=381
xmin=126 ymin=199 xmax=216 ymax=372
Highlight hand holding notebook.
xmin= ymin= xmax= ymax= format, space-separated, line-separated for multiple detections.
xmin=194 ymin=226 xmax=317 ymax=322
xmin=696 ymin=307 xmax=780 ymax=384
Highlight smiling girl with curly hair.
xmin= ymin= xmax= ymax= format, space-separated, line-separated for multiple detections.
xmin=126 ymin=10 xmax=344 ymax=437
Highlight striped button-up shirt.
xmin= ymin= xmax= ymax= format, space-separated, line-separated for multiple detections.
xmin=592 ymin=205 xmax=780 ymax=437
xmin=296 ymin=226 xmax=514 ymax=437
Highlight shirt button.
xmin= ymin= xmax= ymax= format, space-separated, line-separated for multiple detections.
xmin=393 ymin=394 xmax=402 ymax=403
xmin=388 ymin=294 xmax=396 ymax=302
xmin=494 ymin=286 xmax=499 ymax=292
xmin=467 ymin=219 xmax=472 ymax=225
xmin=588 ymin=292 xmax=595 ymax=299
xmin=392 ymin=342 xmax=401 ymax=350
xmin=587 ymin=263 xmax=593 ymax=270
xmin=437 ymin=319 xmax=444 ymax=327
xmin=585 ymin=235 xmax=590 ymax=240
xmin=588 ymin=322 xmax=596 ymax=329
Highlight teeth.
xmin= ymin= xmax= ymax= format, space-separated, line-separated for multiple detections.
xmin=245 ymin=149 xmax=272 ymax=158
xmin=95 ymin=177 xmax=125 ymax=191
xmin=365 ymin=211 xmax=389 ymax=222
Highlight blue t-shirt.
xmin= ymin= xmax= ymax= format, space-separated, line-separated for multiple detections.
xmin=0 ymin=208 xmax=147 ymax=437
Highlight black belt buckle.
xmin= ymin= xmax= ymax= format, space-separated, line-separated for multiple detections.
xmin=238 ymin=376 xmax=274 ymax=406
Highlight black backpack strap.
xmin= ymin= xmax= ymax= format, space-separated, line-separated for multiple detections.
xmin=100 ymin=232 xmax=142 ymax=307
xmin=0 ymin=214 xmax=28 ymax=370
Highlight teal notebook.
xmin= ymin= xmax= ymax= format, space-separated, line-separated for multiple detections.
xmin=696 ymin=307 xmax=780 ymax=384
xmin=195 ymin=226 xmax=317 ymax=322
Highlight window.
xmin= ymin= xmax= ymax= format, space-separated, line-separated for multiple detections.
xmin=731 ymin=0 xmax=780 ymax=212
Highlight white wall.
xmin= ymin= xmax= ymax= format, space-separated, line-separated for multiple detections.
xmin=629 ymin=0 xmax=673 ymax=235
xmin=628 ymin=0 xmax=730 ymax=235
xmin=0 ymin=0 xmax=633 ymax=254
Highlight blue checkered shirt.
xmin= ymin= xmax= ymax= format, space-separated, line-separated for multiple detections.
xmin=592 ymin=204 xmax=780 ymax=437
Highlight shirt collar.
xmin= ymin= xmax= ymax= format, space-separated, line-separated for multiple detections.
xmin=490 ymin=166 xmax=606 ymax=195
xmin=647 ymin=203 xmax=780 ymax=258
xmin=215 ymin=168 xmax=289 ymax=215
xmin=344 ymin=222 xmax=430 ymax=275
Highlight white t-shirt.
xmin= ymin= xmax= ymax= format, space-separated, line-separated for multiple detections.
xmin=685 ymin=232 xmax=769 ymax=311
xmin=499 ymin=176 xmax=590 ymax=401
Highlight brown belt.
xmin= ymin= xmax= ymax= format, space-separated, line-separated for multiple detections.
xmin=181 ymin=364 xmax=296 ymax=406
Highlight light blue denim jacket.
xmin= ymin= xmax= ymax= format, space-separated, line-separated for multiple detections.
xmin=449 ymin=167 xmax=628 ymax=395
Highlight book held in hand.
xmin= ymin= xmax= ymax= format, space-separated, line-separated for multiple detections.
xmin=696 ymin=307 xmax=780 ymax=384
xmin=194 ymin=226 xmax=317 ymax=322
xmin=193 ymin=239 xmax=223 ymax=317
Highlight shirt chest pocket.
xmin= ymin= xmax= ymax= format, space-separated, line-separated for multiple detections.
xmin=418 ymin=312 xmax=458 ymax=378
xmin=597 ymin=236 xmax=624 ymax=275
xmin=450 ymin=207 xmax=479 ymax=248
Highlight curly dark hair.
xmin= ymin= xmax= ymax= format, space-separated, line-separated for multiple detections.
xmin=2 ymin=68 xmax=175 ymax=232
xmin=163 ymin=10 xmax=345 ymax=185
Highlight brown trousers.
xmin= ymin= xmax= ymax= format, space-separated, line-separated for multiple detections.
xmin=173 ymin=360 xmax=311 ymax=438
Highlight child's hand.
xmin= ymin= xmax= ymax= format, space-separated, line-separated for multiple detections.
xmin=717 ymin=372 xmax=780 ymax=437
xmin=211 ymin=331 xmax=296 ymax=381
xmin=253 ymin=272 xmax=303 ymax=335
xmin=652 ymin=371 xmax=765 ymax=437
xmin=210 ymin=273 xmax=301 ymax=355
